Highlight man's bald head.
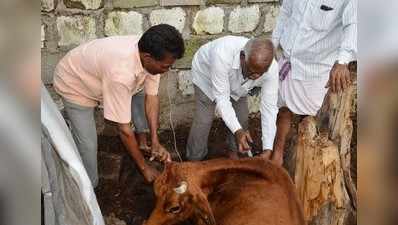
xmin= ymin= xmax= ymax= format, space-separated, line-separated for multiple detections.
xmin=241 ymin=38 xmax=274 ymax=79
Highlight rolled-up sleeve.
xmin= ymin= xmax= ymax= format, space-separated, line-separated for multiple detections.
xmin=260 ymin=60 xmax=279 ymax=150
xmin=338 ymin=0 xmax=357 ymax=63
xmin=211 ymin=51 xmax=242 ymax=134
xmin=103 ymin=78 xmax=132 ymax=124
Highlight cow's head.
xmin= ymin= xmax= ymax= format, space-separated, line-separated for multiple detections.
xmin=143 ymin=162 xmax=216 ymax=225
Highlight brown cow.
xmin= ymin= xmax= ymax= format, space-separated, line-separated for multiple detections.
xmin=143 ymin=157 xmax=305 ymax=225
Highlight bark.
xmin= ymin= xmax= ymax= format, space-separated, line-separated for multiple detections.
xmin=286 ymin=68 xmax=357 ymax=225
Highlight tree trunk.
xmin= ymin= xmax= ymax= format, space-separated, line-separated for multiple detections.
xmin=286 ymin=67 xmax=357 ymax=225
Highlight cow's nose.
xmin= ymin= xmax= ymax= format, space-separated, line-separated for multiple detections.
xmin=167 ymin=205 xmax=181 ymax=214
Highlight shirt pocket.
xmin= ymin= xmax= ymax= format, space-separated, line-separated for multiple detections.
xmin=309 ymin=0 xmax=344 ymax=31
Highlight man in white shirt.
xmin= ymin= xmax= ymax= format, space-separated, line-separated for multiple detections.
xmin=186 ymin=36 xmax=279 ymax=161
xmin=271 ymin=0 xmax=357 ymax=165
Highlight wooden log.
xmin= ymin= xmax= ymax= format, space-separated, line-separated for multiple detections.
xmin=287 ymin=67 xmax=357 ymax=225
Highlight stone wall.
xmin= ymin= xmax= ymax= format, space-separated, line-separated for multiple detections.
xmin=41 ymin=0 xmax=281 ymax=130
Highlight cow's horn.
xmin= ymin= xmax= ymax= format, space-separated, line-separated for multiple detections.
xmin=174 ymin=181 xmax=188 ymax=194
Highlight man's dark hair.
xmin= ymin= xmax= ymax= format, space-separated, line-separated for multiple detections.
xmin=138 ymin=24 xmax=185 ymax=61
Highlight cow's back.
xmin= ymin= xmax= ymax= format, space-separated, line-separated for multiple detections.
xmin=208 ymin=173 xmax=303 ymax=225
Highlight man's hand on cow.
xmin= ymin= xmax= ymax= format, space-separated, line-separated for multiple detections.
xmin=150 ymin=142 xmax=172 ymax=162
xmin=141 ymin=165 xmax=160 ymax=183
xmin=234 ymin=129 xmax=253 ymax=153
xmin=326 ymin=62 xmax=351 ymax=93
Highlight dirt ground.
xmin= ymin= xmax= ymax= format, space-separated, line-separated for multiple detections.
xmin=95 ymin=112 xmax=357 ymax=225
xmin=95 ymin=116 xmax=264 ymax=225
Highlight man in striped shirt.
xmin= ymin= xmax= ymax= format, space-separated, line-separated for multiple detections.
xmin=271 ymin=0 xmax=357 ymax=165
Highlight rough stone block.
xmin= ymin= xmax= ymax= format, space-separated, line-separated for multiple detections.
xmin=158 ymin=71 xmax=178 ymax=109
xmin=41 ymin=51 xmax=67 ymax=84
xmin=157 ymin=71 xmax=196 ymax=129
xmin=98 ymin=151 xmax=123 ymax=181
xmin=150 ymin=7 xmax=186 ymax=33
xmin=105 ymin=11 xmax=143 ymax=36
xmin=193 ymin=7 xmax=224 ymax=35
xmin=64 ymin=0 xmax=102 ymax=9
xmin=41 ymin=0 xmax=55 ymax=11
xmin=41 ymin=25 xmax=45 ymax=48
xmin=178 ymin=70 xmax=194 ymax=96
xmin=112 ymin=0 xmax=158 ymax=8
xmin=208 ymin=0 xmax=241 ymax=4
xmin=263 ymin=5 xmax=279 ymax=32
xmin=174 ymin=37 xmax=209 ymax=69
xmin=57 ymin=16 xmax=97 ymax=46
xmin=228 ymin=5 xmax=260 ymax=33
xmin=160 ymin=0 xmax=201 ymax=6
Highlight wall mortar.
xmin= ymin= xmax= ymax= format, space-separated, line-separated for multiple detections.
xmin=42 ymin=0 xmax=281 ymax=127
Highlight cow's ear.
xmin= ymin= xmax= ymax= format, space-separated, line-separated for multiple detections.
xmin=193 ymin=192 xmax=216 ymax=225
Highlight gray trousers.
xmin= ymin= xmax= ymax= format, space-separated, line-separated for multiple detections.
xmin=131 ymin=90 xmax=149 ymax=133
xmin=186 ymin=85 xmax=249 ymax=161
xmin=63 ymin=91 xmax=148 ymax=187
xmin=63 ymin=100 xmax=98 ymax=187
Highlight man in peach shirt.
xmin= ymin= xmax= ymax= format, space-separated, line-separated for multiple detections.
xmin=53 ymin=24 xmax=185 ymax=185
